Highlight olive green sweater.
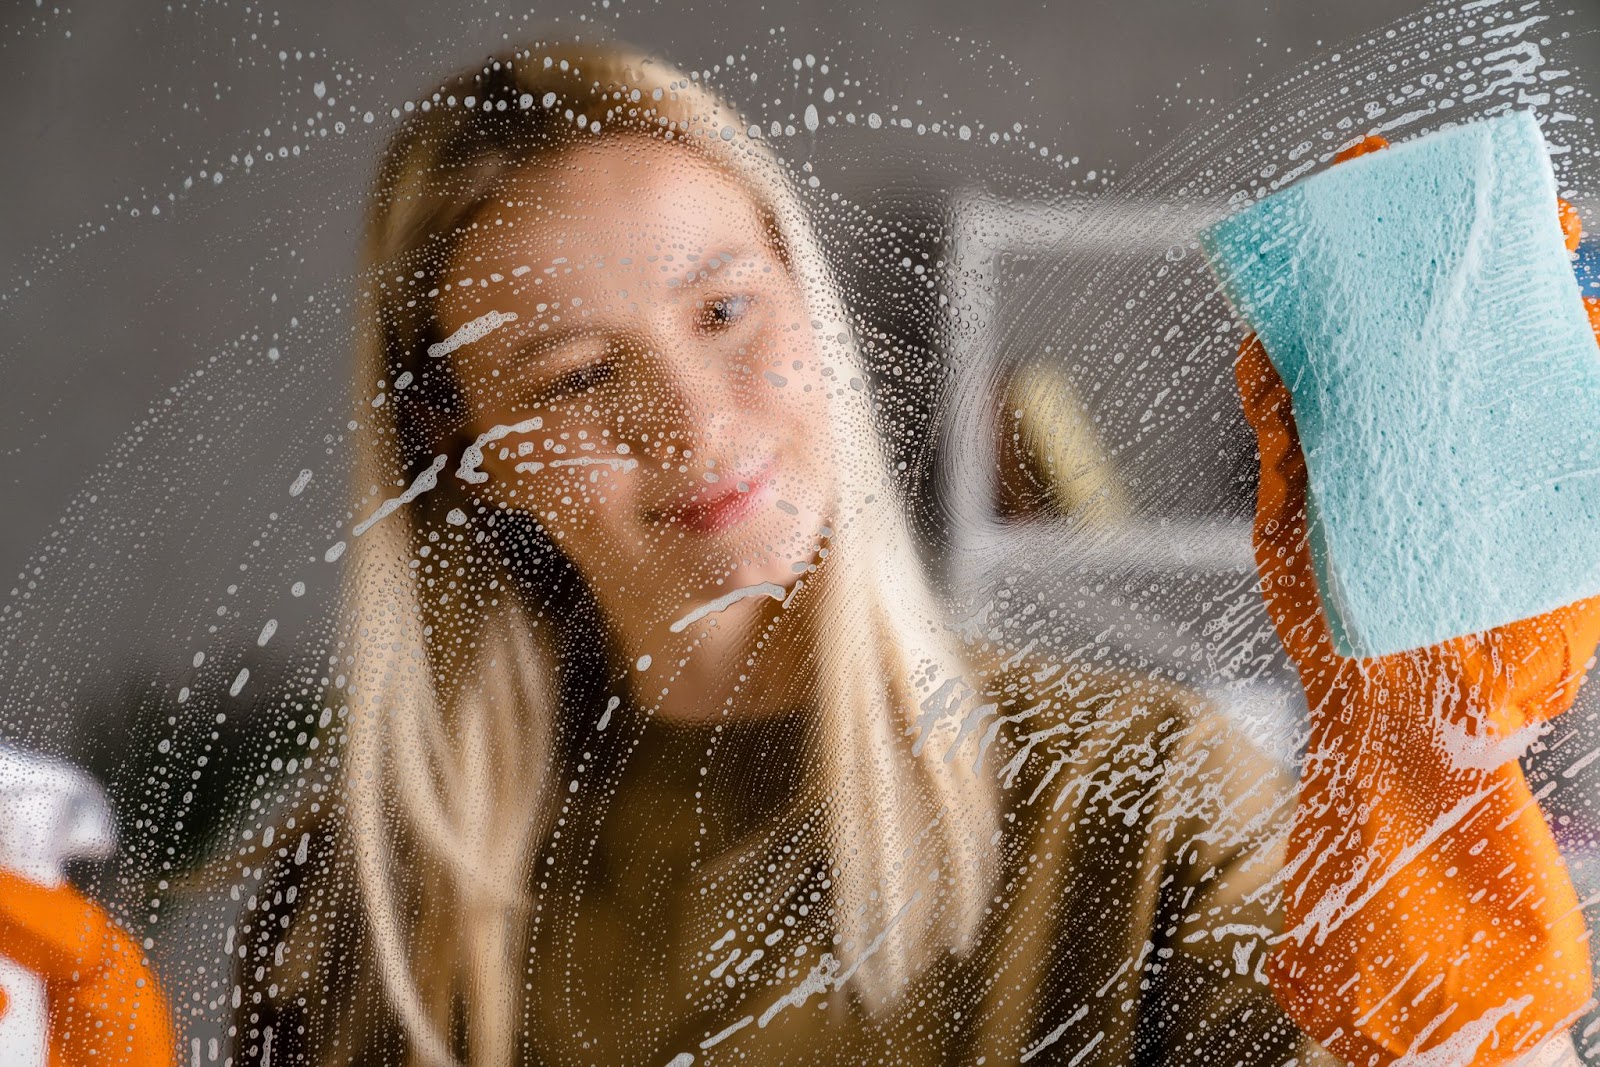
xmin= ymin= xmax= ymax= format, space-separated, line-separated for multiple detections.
xmin=231 ymin=669 xmax=1340 ymax=1066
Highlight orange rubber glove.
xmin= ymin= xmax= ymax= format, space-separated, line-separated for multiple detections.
xmin=1237 ymin=132 xmax=1600 ymax=1066
xmin=0 ymin=869 xmax=175 ymax=1067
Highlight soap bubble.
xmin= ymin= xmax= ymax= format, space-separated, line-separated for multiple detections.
xmin=3 ymin=2 xmax=1600 ymax=1064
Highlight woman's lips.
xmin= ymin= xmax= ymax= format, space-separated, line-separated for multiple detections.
xmin=660 ymin=463 xmax=776 ymax=535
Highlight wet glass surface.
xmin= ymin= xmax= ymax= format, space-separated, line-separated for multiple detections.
xmin=4 ymin=3 xmax=1600 ymax=1064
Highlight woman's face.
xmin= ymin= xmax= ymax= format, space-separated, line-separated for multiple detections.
xmin=434 ymin=137 xmax=836 ymax=637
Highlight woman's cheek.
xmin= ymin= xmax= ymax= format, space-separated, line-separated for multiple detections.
xmin=471 ymin=454 xmax=564 ymax=522
xmin=526 ymin=468 xmax=642 ymax=548
xmin=780 ymin=379 xmax=835 ymax=497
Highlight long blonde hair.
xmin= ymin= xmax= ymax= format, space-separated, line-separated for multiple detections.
xmin=339 ymin=39 xmax=1001 ymax=1065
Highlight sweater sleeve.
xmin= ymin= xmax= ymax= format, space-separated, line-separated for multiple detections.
xmin=1135 ymin=706 xmax=1344 ymax=1067
xmin=1235 ymin=322 xmax=1600 ymax=1066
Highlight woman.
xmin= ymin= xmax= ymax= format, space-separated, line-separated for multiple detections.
xmin=8 ymin=37 xmax=1594 ymax=1067
xmin=231 ymin=40 xmax=1600 ymax=1067
xmin=246 ymin=39 xmax=1310 ymax=1066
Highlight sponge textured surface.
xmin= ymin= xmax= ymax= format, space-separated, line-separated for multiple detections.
xmin=1204 ymin=110 xmax=1600 ymax=659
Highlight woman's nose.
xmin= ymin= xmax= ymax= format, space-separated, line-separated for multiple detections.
xmin=620 ymin=334 xmax=754 ymax=466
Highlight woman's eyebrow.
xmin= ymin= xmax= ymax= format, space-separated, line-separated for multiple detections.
xmin=505 ymin=325 xmax=591 ymax=363
xmin=674 ymin=249 xmax=751 ymax=290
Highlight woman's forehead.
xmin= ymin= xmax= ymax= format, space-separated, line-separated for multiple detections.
xmin=436 ymin=149 xmax=777 ymax=318
xmin=457 ymin=143 xmax=768 ymax=262
xmin=440 ymin=203 xmax=780 ymax=324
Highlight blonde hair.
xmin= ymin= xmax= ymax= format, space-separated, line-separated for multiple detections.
xmin=338 ymin=39 xmax=1002 ymax=1065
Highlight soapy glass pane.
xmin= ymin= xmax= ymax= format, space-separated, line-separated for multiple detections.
xmin=1 ymin=3 xmax=1599 ymax=1065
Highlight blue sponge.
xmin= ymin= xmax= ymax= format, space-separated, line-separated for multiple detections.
xmin=1203 ymin=110 xmax=1600 ymax=659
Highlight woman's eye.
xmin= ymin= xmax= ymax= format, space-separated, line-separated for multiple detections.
xmin=539 ymin=359 xmax=614 ymax=401
xmin=701 ymin=294 xmax=753 ymax=330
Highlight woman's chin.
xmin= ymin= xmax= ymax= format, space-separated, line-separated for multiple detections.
xmin=710 ymin=561 xmax=801 ymax=600
xmin=657 ymin=562 xmax=799 ymax=631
